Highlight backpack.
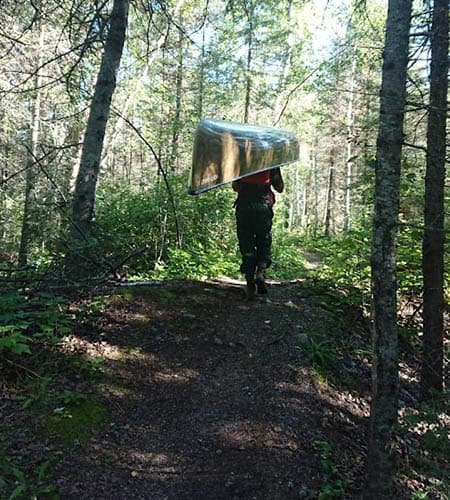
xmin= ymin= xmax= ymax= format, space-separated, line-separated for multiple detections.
xmin=235 ymin=171 xmax=275 ymax=208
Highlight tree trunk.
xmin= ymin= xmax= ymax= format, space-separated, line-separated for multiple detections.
xmin=69 ymin=122 xmax=85 ymax=194
xmin=18 ymin=17 xmax=44 ymax=266
xmin=197 ymin=20 xmax=206 ymax=121
xmin=294 ymin=165 xmax=301 ymax=228
xmin=243 ymin=3 xmax=253 ymax=123
xmin=311 ymin=141 xmax=319 ymax=235
xmin=421 ymin=0 xmax=448 ymax=397
xmin=365 ymin=0 xmax=411 ymax=496
xmin=68 ymin=0 xmax=129 ymax=252
xmin=273 ymin=0 xmax=294 ymax=126
xmin=0 ymin=148 xmax=10 ymax=244
xmin=323 ymin=152 xmax=335 ymax=237
xmin=301 ymin=179 xmax=308 ymax=230
xmin=344 ymin=58 xmax=356 ymax=232
xmin=170 ymin=21 xmax=184 ymax=171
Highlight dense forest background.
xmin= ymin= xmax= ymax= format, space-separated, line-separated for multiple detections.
xmin=3 ymin=0 xmax=443 ymax=284
xmin=0 ymin=0 xmax=448 ymax=497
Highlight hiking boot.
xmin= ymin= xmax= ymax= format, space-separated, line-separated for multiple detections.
xmin=246 ymin=280 xmax=256 ymax=301
xmin=255 ymin=271 xmax=268 ymax=294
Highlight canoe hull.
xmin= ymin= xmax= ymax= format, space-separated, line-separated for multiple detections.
xmin=189 ymin=119 xmax=299 ymax=195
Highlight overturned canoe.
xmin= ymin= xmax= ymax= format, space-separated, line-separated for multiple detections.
xmin=189 ymin=119 xmax=299 ymax=195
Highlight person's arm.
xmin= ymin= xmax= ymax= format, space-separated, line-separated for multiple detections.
xmin=271 ymin=168 xmax=284 ymax=193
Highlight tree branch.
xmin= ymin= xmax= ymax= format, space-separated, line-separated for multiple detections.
xmin=111 ymin=107 xmax=183 ymax=248
xmin=272 ymin=46 xmax=347 ymax=127
xmin=403 ymin=141 xmax=427 ymax=153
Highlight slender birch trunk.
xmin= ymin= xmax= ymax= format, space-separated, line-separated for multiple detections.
xmin=421 ymin=0 xmax=448 ymax=397
xmin=294 ymin=165 xmax=301 ymax=227
xmin=311 ymin=140 xmax=319 ymax=235
xmin=324 ymin=152 xmax=335 ymax=237
xmin=170 ymin=21 xmax=184 ymax=171
xmin=366 ymin=0 xmax=411 ymax=495
xmin=273 ymin=0 xmax=294 ymax=125
xmin=344 ymin=58 xmax=356 ymax=232
xmin=301 ymin=180 xmax=308 ymax=230
xmin=243 ymin=3 xmax=253 ymax=123
xmin=0 ymin=148 xmax=10 ymax=243
xmin=197 ymin=22 xmax=206 ymax=121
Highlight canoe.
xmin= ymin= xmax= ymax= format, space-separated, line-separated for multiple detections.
xmin=189 ymin=119 xmax=299 ymax=195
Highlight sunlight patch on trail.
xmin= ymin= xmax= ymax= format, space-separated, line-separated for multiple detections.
xmin=215 ymin=421 xmax=298 ymax=452
xmin=61 ymin=334 xmax=122 ymax=360
xmin=153 ymin=368 xmax=200 ymax=384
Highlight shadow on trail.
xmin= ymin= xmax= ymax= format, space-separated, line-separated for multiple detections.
xmin=52 ymin=279 xmax=377 ymax=499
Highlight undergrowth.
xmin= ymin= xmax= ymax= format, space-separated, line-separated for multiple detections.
xmin=0 ymin=291 xmax=72 ymax=357
xmin=0 ymin=290 xmax=106 ymax=500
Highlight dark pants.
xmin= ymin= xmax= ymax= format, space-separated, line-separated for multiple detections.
xmin=236 ymin=203 xmax=273 ymax=280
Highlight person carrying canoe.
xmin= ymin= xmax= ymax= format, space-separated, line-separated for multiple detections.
xmin=232 ymin=167 xmax=284 ymax=300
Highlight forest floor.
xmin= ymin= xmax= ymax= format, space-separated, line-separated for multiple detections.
xmin=1 ymin=267 xmax=449 ymax=499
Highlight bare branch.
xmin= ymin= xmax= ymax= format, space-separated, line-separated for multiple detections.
xmin=403 ymin=141 xmax=427 ymax=153
xmin=111 ymin=106 xmax=182 ymax=248
xmin=0 ymin=143 xmax=81 ymax=187
xmin=273 ymin=46 xmax=347 ymax=127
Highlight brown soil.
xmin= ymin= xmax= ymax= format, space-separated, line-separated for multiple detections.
xmin=1 ymin=278 xmax=446 ymax=499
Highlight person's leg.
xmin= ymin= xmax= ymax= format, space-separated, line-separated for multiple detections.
xmin=236 ymin=209 xmax=257 ymax=299
xmin=254 ymin=208 xmax=273 ymax=294
xmin=255 ymin=267 xmax=268 ymax=294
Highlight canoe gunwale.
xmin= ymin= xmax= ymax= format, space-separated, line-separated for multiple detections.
xmin=189 ymin=118 xmax=299 ymax=195
xmin=188 ymin=159 xmax=298 ymax=195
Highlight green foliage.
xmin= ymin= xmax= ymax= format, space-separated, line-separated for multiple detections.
xmin=307 ymin=230 xmax=372 ymax=297
xmin=152 ymin=243 xmax=238 ymax=280
xmin=45 ymin=396 xmax=105 ymax=445
xmin=94 ymin=182 xmax=162 ymax=272
xmin=401 ymin=399 xmax=450 ymax=456
xmin=0 ymin=329 xmax=32 ymax=354
xmin=303 ymin=223 xmax=441 ymax=302
xmin=398 ymin=394 xmax=450 ymax=498
xmin=72 ymin=296 xmax=108 ymax=324
xmin=314 ymin=440 xmax=350 ymax=499
xmin=410 ymin=492 xmax=429 ymax=500
xmin=95 ymin=178 xmax=309 ymax=282
xmin=17 ymin=376 xmax=52 ymax=410
xmin=396 ymin=225 xmax=424 ymax=293
xmin=95 ymin=178 xmax=239 ymax=279
xmin=0 ymin=291 xmax=71 ymax=356
xmin=271 ymin=232 xmax=308 ymax=280
xmin=296 ymin=333 xmax=337 ymax=374
xmin=68 ymin=356 xmax=105 ymax=377
xmin=57 ymin=389 xmax=88 ymax=406
xmin=0 ymin=455 xmax=59 ymax=500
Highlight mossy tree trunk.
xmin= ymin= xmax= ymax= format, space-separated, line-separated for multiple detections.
xmin=366 ymin=0 xmax=411 ymax=496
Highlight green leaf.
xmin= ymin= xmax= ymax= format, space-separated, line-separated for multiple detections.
xmin=9 ymin=483 xmax=26 ymax=500
xmin=403 ymin=414 xmax=423 ymax=426
xmin=11 ymin=343 xmax=32 ymax=355
xmin=37 ymin=460 xmax=50 ymax=483
xmin=11 ymin=467 xmax=25 ymax=482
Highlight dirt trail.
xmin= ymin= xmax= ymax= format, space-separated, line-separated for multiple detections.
xmin=44 ymin=278 xmax=377 ymax=500
xmin=4 ymin=276 xmax=431 ymax=499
